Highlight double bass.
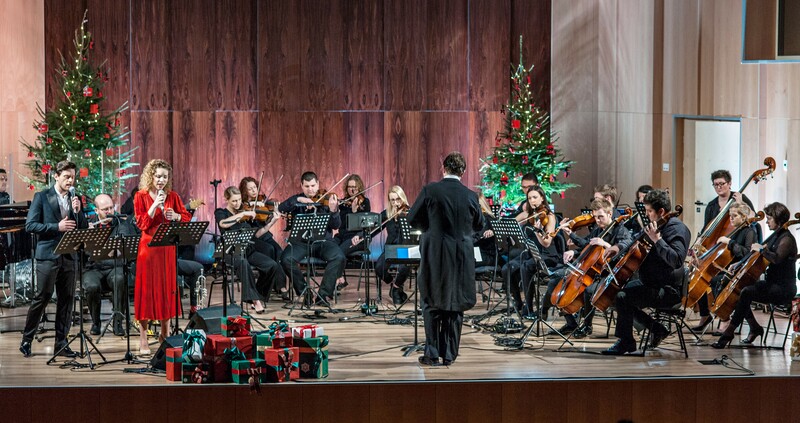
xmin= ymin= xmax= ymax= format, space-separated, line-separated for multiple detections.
xmin=591 ymin=205 xmax=683 ymax=312
xmin=692 ymin=157 xmax=775 ymax=256
xmin=551 ymin=208 xmax=634 ymax=314
xmin=683 ymin=211 xmax=765 ymax=308
xmin=710 ymin=212 xmax=800 ymax=320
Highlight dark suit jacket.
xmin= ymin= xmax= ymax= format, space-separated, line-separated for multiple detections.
xmin=25 ymin=186 xmax=88 ymax=261
xmin=408 ymin=177 xmax=484 ymax=311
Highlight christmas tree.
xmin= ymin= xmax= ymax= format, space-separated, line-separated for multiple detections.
xmin=480 ymin=37 xmax=577 ymax=211
xmin=21 ymin=11 xmax=136 ymax=207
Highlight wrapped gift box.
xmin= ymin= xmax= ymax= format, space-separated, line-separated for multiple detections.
xmin=166 ymin=347 xmax=183 ymax=382
xmin=222 ymin=315 xmax=252 ymax=337
xmin=182 ymin=362 xmax=210 ymax=384
xmin=292 ymin=324 xmax=324 ymax=339
xmin=205 ymin=334 xmax=253 ymax=358
xmin=271 ymin=330 xmax=293 ymax=348
xmin=182 ymin=329 xmax=207 ymax=364
xmin=294 ymin=335 xmax=329 ymax=378
xmin=261 ymin=347 xmax=300 ymax=382
xmin=231 ymin=358 xmax=268 ymax=384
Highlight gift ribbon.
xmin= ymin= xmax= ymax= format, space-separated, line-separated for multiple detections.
xmin=312 ymin=338 xmax=329 ymax=376
xmin=278 ymin=348 xmax=295 ymax=382
xmin=182 ymin=331 xmax=206 ymax=362
xmin=224 ymin=346 xmax=246 ymax=362
xmin=192 ymin=365 xmax=208 ymax=384
xmin=268 ymin=320 xmax=289 ymax=337
xmin=227 ymin=317 xmax=250 ymax=336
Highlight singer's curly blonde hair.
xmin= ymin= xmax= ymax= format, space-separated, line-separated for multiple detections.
xmin=138 ymin=159 xmax=173 ymax=192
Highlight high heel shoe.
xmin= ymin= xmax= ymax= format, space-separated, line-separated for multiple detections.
xmin=740 ymin=326 xmax=764 ymax=345
xmin=691 ymin=316 xmax=713 ymax=332
xmin=711 ymin=334 xmax=734 ymax=349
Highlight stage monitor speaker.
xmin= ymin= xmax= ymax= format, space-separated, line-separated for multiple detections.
xmin=184 ymin=304 xmax=242 ymax=335
xmin=149 ymin=334 xmax=183 ymax=370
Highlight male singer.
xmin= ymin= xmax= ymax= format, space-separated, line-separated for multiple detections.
xmin=20 ymin=161 xmax=88 ymax=357
xmin=408 ymin=152 xmax=484 ymax=366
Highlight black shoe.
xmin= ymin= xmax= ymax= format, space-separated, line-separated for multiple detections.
xmin=314 ymin=297 xmax=330 ymax=307
xmin=573 ymin=325 xmax=593 ymax=339
xmin=711 ymin=334 xmax=734 ymax=349
xmin=648 ymin=325 xmax=669 ymax=349
xmin=549 ymin=324 xmax=577 ymax=336
xmin=601 ymin=339 xmax=638 ymax=355
xmin=418 ymin=355 xmax=439 ymax=366
xmin=19 ymin=341 xmax=32 ymax=358
xmin=90 ymin=323 xmax=101 ymax=335
xmin=690 ymin=316 xmax=713 ymax=332
xmin=741 ymin=325 xmax=764 ymax=345
xmin=442 ymin=359 xmax=454 ymax=366
xmin=113 ymin=321 xmax=125 ymax=337
xmin=336 ymin=281 xmax=349 ymax=291
xmin=55 ymin=345 xmax=78 ymax=358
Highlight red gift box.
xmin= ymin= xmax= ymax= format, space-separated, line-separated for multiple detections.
xmin=166 ymin=347 xmax=182 ymax=382
xmin=262 ymin=347 xmax=299 ymax=382
xmin=271 ymin=331 xmax=293 ymax=348
xmin=205 ymin=334 xmax=253 ymax=358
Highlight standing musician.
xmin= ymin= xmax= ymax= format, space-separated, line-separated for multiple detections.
xmin=373 ymin=185 xmax=412 ymax=305
xmin=408 ymin=152 xmax=484 ymax=366
xmin=705 ymin=169 xmax=755 ymax=228
xmin=513 ymin=172 xmax=540 ymax=221
xmin=239 ymin=176 xmax=290 ymax=299
xmin=602 ymin=189 xmax=691 ymax=355
xmin=502 ymin=185 xmax=558 ymax=317
xmin=278 ymin=171 xmax=345 ymax=305
xmin=544 ymin=198 xmax=632 ymax=338
xmin=335 ymin=174 xmax=371 ymax=257
xmin=692 ymin=203 xmax=757 ymax=331
xmin=20 ymin=161 xmax=88 ymax=358
xmin=712 ymin=202 xmax=797 ymax=348
xmin=133 ymin=159 xmax=192 ymax=354
xmin=215 ymin=187 xmax=286 ymax=314
xmin=83 ymin=194 xmax=136 ymax=336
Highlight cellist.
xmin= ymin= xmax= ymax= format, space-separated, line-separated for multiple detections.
xmin=692 ymin=203 xmax=757 ymax=331
xmin=711 ymin=202 xmax=797 ymax=348
xmin=704 ymin=170 xmax=755 ymax=228
xmin=602 ymin=190 xmax=691 ymax=355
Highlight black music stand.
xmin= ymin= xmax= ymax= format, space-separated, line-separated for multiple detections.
xmin=148 ymin=221 xmax=209 ymax=336
xmin=384 ymin=244 xmax=425 ymax=357
xmin=216 ymin=227 xmax=258 ymax=317
xmin=286 ymin=213 xmax=333 ymax=315
xmin=483 ymin=218 xmax=526 ymax=334
xmin=47 ymin=226 xmax=113 ymax=369
xmin=634 ymin=201 xmax=651 ymax=229
xmin=345 ymin=212 xmax=382 ymax=317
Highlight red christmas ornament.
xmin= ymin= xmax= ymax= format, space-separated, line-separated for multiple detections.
xmin=488 ymin=197 xmax=494 ymax=206
xmin=104 ymin=133 xmax=110 ymax=139
xmin=76 ymin=131 xmax=85 ymax=140
xmin=500 ymin=173 xmax=509 ymax=185
xmin=66 ymin=91 xmax=72 ymax=98
xmin=97 ymin=91 xmax=103 ymax=98
xmin=38 ymin=124 xmax=48 ymax=133
xmin=41 ymin=164 xmax=51 ymax=175
xmin=90 ymin=104 xmax=99 ymax=114
xmin=546 ymin=144 xmax=555 ymax=155
xmin=84 ymin=148 xmax=91 ymax=157
xmin=105 ymin=148 xmax=115 ymax=157
xmin=89 ymin=41 xmax=94 ymax=50
xmin=522 ymin=155 xmax=528 ymax=164
xmin=114 ymin=117 xmax=120 ymax=127
xmin=527 ymin=75 xmax=531 ymax=84
xmin=118 ymin=169 xmax=126 ymax=177
xmin=72 ymin=115 xmax=77 ymax=122
xmin=492 ymin=156 xmax=498 ymax=164
xmin=509 ymin=147 xmax=515 ymax=153
xmin=500 ymin=189 xmax=506 ymax=199
xmin=46 ymin=137 xmax=53 ymax=144
xmin=83 ymin=86 xmax=93 ymax=97
xmin=536 ymin=122 xmax=542 ymax=130
xmin=82 ymin=55 xmax=87 ymax=61
xmin=28 ymin=184 xmax=35 ymax=191
xmin=61 ymin=70 xmax=67 ymax=76
xmin=560 ymin=192 xmax=565 ymax=199
xmin=79 ymin=168 xmax=89 ymax=178
xmin=511 ymin=120 xmax=521 ymax=129
xmin=27 ymin=151 xmax=34 ymax=158
xmin=549 ymin=175 xmax=555 ymax=183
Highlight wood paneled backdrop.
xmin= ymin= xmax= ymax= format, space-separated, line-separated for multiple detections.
xmin=38 ymin=0 xmax=552 ymax=244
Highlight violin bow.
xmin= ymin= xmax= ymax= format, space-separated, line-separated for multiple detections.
xmin=262 ymin=174 xmax=284 ymax=205
xmin=340 ymin=179 xmax=384 ymax=204
xmin=318 ymin=173 xmax=351 ymax=201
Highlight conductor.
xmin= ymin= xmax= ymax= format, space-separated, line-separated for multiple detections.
xmin=407 ymin=152 xmax=484 ymax=366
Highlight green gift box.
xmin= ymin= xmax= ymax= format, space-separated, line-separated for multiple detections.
xmin=294 ymin=335 xmax=329 ymax=378
xmin=231 ymin=358 xmax=267 ymax=384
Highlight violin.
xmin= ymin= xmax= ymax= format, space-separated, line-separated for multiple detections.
xmin=340 ymin=180 xmax=384 ymax=208
xmin=549 ymin=213 xmax=596 ymax=238
xmin=521 ymin=204 xmax=550 ymax=229
xmin=241 ymin=196 xmax=280 ymax=223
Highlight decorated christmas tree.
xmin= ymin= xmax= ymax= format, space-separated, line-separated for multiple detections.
xmin=21 ymin=12 xmax=136 ymax=206
xmin=480 ymin=37 xmax=577 ymax=211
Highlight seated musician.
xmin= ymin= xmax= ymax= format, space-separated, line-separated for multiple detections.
xmin=215 ymin=187 xmax=286 ymax=313
xmin=83 ymin=194 xmax=137 ymax=336
xmin=712 ymin=202 xmax=797 ymax=348
xmin=240 ymin=176 xmax=289 ymax=299
xmin=474 ymin=192 xmax=498 ymax=267
xmin=502 ymin=185 xmax=558 ymax=317
xmin=513 ymin=172 xmax=539 ymax=222
xmin=0 ymin=168 xmax=9 ymax=205
xmin=602 ymin=189 xmax=691 ymax=355
xmin=373 ymin=186 xmax=412 ymax=305
xmin=335 ymin=174 xmax=372 ymax=258
xmin=278 ymin=171 xmax=345 ymax=306
xmin=693 ymin=203 xmax=757 ymax=331
xmin=542 ymin=198 xmax=632 ymax=338
xmin=593 ymin=184 xmax=620 ymax=217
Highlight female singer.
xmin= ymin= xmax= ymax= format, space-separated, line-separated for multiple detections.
xmin=335 ymin=174 xmax=371 ymax=256
xmin=373 ymin=186 xmax=411 ymax=304
xmin=134 ymin=159 xmax=192 ymax=354
xmin=712 ymin=202 xmax=797 ymax=348
xmin=693 ymin=203 xmax=756 ymax=331
xmin=215 ymin=187 xmax=286 ymax=313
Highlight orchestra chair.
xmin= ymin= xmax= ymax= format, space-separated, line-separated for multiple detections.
xmin=297 ymin=251 xmax=329 ymax=306
xmin=757 ymin=301 xmax=792 ymax=349
xmin=475 ymin=249 xmax=502 ymax=310
xmin=206 ymin=260 xmax=239 ymax=308
xmin=638 ymin=267 xmax=690 ymax=358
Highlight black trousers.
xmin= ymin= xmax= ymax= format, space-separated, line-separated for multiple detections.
xmin=374 ymin=252 xmax=410 ymax=286
xmin=177 ymin=259 xmax=203 ymax=307
xmin=83 ymin=265 xmax=126 ymax=325
xmin=729 ymin=280 xmax=796 ymax=331
xmin=421 ymin=298 xmax=463 ymax=362
xmin=23 ymin=257 xmax=75 ymax=345
xmin=614 ymin=279 xmax=681 ymax=342
xmin=503 ymin=250 xmax=538 ymax=311
xmin=697 ymin=273 xmax=727 ymax=317
xmin=280 ymin=240 xmax=344 ymax=299
xmin=254 ymin=235 xmax=282 ymax=261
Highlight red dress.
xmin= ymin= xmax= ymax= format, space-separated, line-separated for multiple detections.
xmin=134 ymin=190 xmax=192 ymax=321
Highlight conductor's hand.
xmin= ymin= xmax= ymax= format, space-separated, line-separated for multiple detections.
xmin=71 ymin=196 xmax=81 ymax=213
xmin=59 ymin=216 xmax=76 ymax=232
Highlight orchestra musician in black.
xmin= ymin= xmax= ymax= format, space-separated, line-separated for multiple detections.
xmin=373 ymin=185 xmax=412 ymax=305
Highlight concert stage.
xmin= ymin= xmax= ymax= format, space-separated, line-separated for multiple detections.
xmin=1 ymin=277 xmax=798 ymax=422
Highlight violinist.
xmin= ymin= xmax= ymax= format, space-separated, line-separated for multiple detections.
xmin=277 ymin=171 xmax=345 ymax=305
xmin=474 ymin=192 xmax=498 ymax=267
xmin=602 ymin=190 xmax=691 ymax=355
xmin=335 ymin=174 xmax=371 ymax=257
xmin=712 ymin=202 xmax=797 ymax=348
xmin=543 ymin=198 xmax=632 ymax=338
xmin=373 ymin=186 xmax=412 ymax=305
xmin=693 ymin=203 xmax=757 ymax=331
xmin=513 ymin=172 xmax=539 ymax=221
xmin=502 ymin=185 xmax=558 ymax=317
xmin=216 ymin=187 xmax=286 ymax=314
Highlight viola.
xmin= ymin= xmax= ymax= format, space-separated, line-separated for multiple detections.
xmin=241 ymin=197 xmax=280 ymax=223
xmin=711 ymin=212 xmax=800 ymax=320
xmin=683 ymin=211 xmax=764 ymax=308
xmin=521 ymin=204 xmax=550 ymax=229
xmin=340 ymin=179 xmax=383 ymax=208
xmin=551 ymin=208 xmax=634 ymax=314
xmin=591 ymin=205 xmax=683 ymax=312
xmin=549 ymin=213 xmax=596 ymax=238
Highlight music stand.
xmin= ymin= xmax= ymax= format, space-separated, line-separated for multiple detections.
xmin=483 ymin=218 xmax=527 ymax=334
xmin=215 ymin=227 xmax=258 ymax=316
xmin=383 ymin=244 xmax=424 ymax=357
xmin=345 ymin=212 xmax=382 ymax=317
xmin=286 ymin=213 xmax=333 ymax=315
xmin=148 ymin=221 xmax=209 ymax=336
xmin=634 ymin=201 xmax=651 ymax=228
xmin=47 ymin=226 xmax=113 ymax=368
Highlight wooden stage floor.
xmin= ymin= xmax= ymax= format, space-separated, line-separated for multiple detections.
xmin=0 ymin=274 xmax=797 ymax=388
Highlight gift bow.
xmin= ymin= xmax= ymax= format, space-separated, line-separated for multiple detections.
xmin=311 ymin=337 xmax=329 ymax=376
xmin=268 ymin=320 xmax=289 ymax=335
xmin=192 ymin=365 xmax=208 ymax=384
xmin=182 ymin=331 xmax=206 ymax=362
xmin=278 ymin=348 xmax=296 ymax=381
xmin=224 ymin=346 xmax=246 ymax=362
xmin=228 ymin=317 xmax=249 ymax=335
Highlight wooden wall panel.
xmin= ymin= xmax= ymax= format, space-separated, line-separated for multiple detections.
xmin=215 ymin=0 xmax=257 ymax=111
xmin=301 ymin=0 xmax=344 ymax=111
xmin=43 ymin=0 xmax=85 ymax=111
xmin=384 ymin=0 xmax=427 ymax=111
xmin=512 ymin=0 xmax=552 ymax=113
xmin=435 ymin=382 xmax=502 ymax=423
xmin=597 ymin=0 xmax=618 ymax=113
xmin=616 ymin=0 xmax=654 ymax=114
xmin=343 ymin=112 xmax=385 ymax=211
xmin=131 ymin=0 xmax=171 ymax=111
xmin=469 ymin=0 xmax=510 ymax=112
xmin=712 ymin=0 xmax=758 ymax=118
xmin=426 ymin=0 xmax=468 ymax=111
xmin=130 ymin=111 xmax=173 ymax=172
xmin=662 ymin=0 xmax=699 ymax=115
xmin=369 ymin=384 xmax=437 ymax=422
xmin=385 ymin=112 xmax=424 ymax=201
xmin=169 ymin=0 xmax=218 ymax=111
xmin=214 ymin=111 xmax=257 ymax=195
xmin=173 ymin=111 xmax=216 ymax=223
xmin=423 ymin=112 xmax=470 ymax=186
xmin=762 ymin=65 xmax=800 ymax=119
xmin=257 ymin=0 xmax=303 ymax=112
xmin=85 ymin=0 xmax=129 ymax=113
xmin=342 ymin=0 xmax=384 ymax=110
xmin=467 ymin=111 xmax=504 ymax=188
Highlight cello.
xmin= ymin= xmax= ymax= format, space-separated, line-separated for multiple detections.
xmin=683 ymin=211 xmax=764 ymax=308
xmin=550 ymin=208 xmax=634 ymax=314
xmin=591 ymin=205 xmax=683 ymax=312
xmin=710 ymin=212 xmax=800 ymax=320
xmin=692 ymin=157 xmax=775 ymax=256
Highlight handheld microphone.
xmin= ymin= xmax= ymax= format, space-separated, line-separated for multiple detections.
xmin=157 ymin=189 xmax=165 ymax=211
xmin=68 ymin=186 xmax=75 ymax=198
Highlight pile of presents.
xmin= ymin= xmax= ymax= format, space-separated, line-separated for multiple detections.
xmin=165 ymin=316 xmax=328 ymax=383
